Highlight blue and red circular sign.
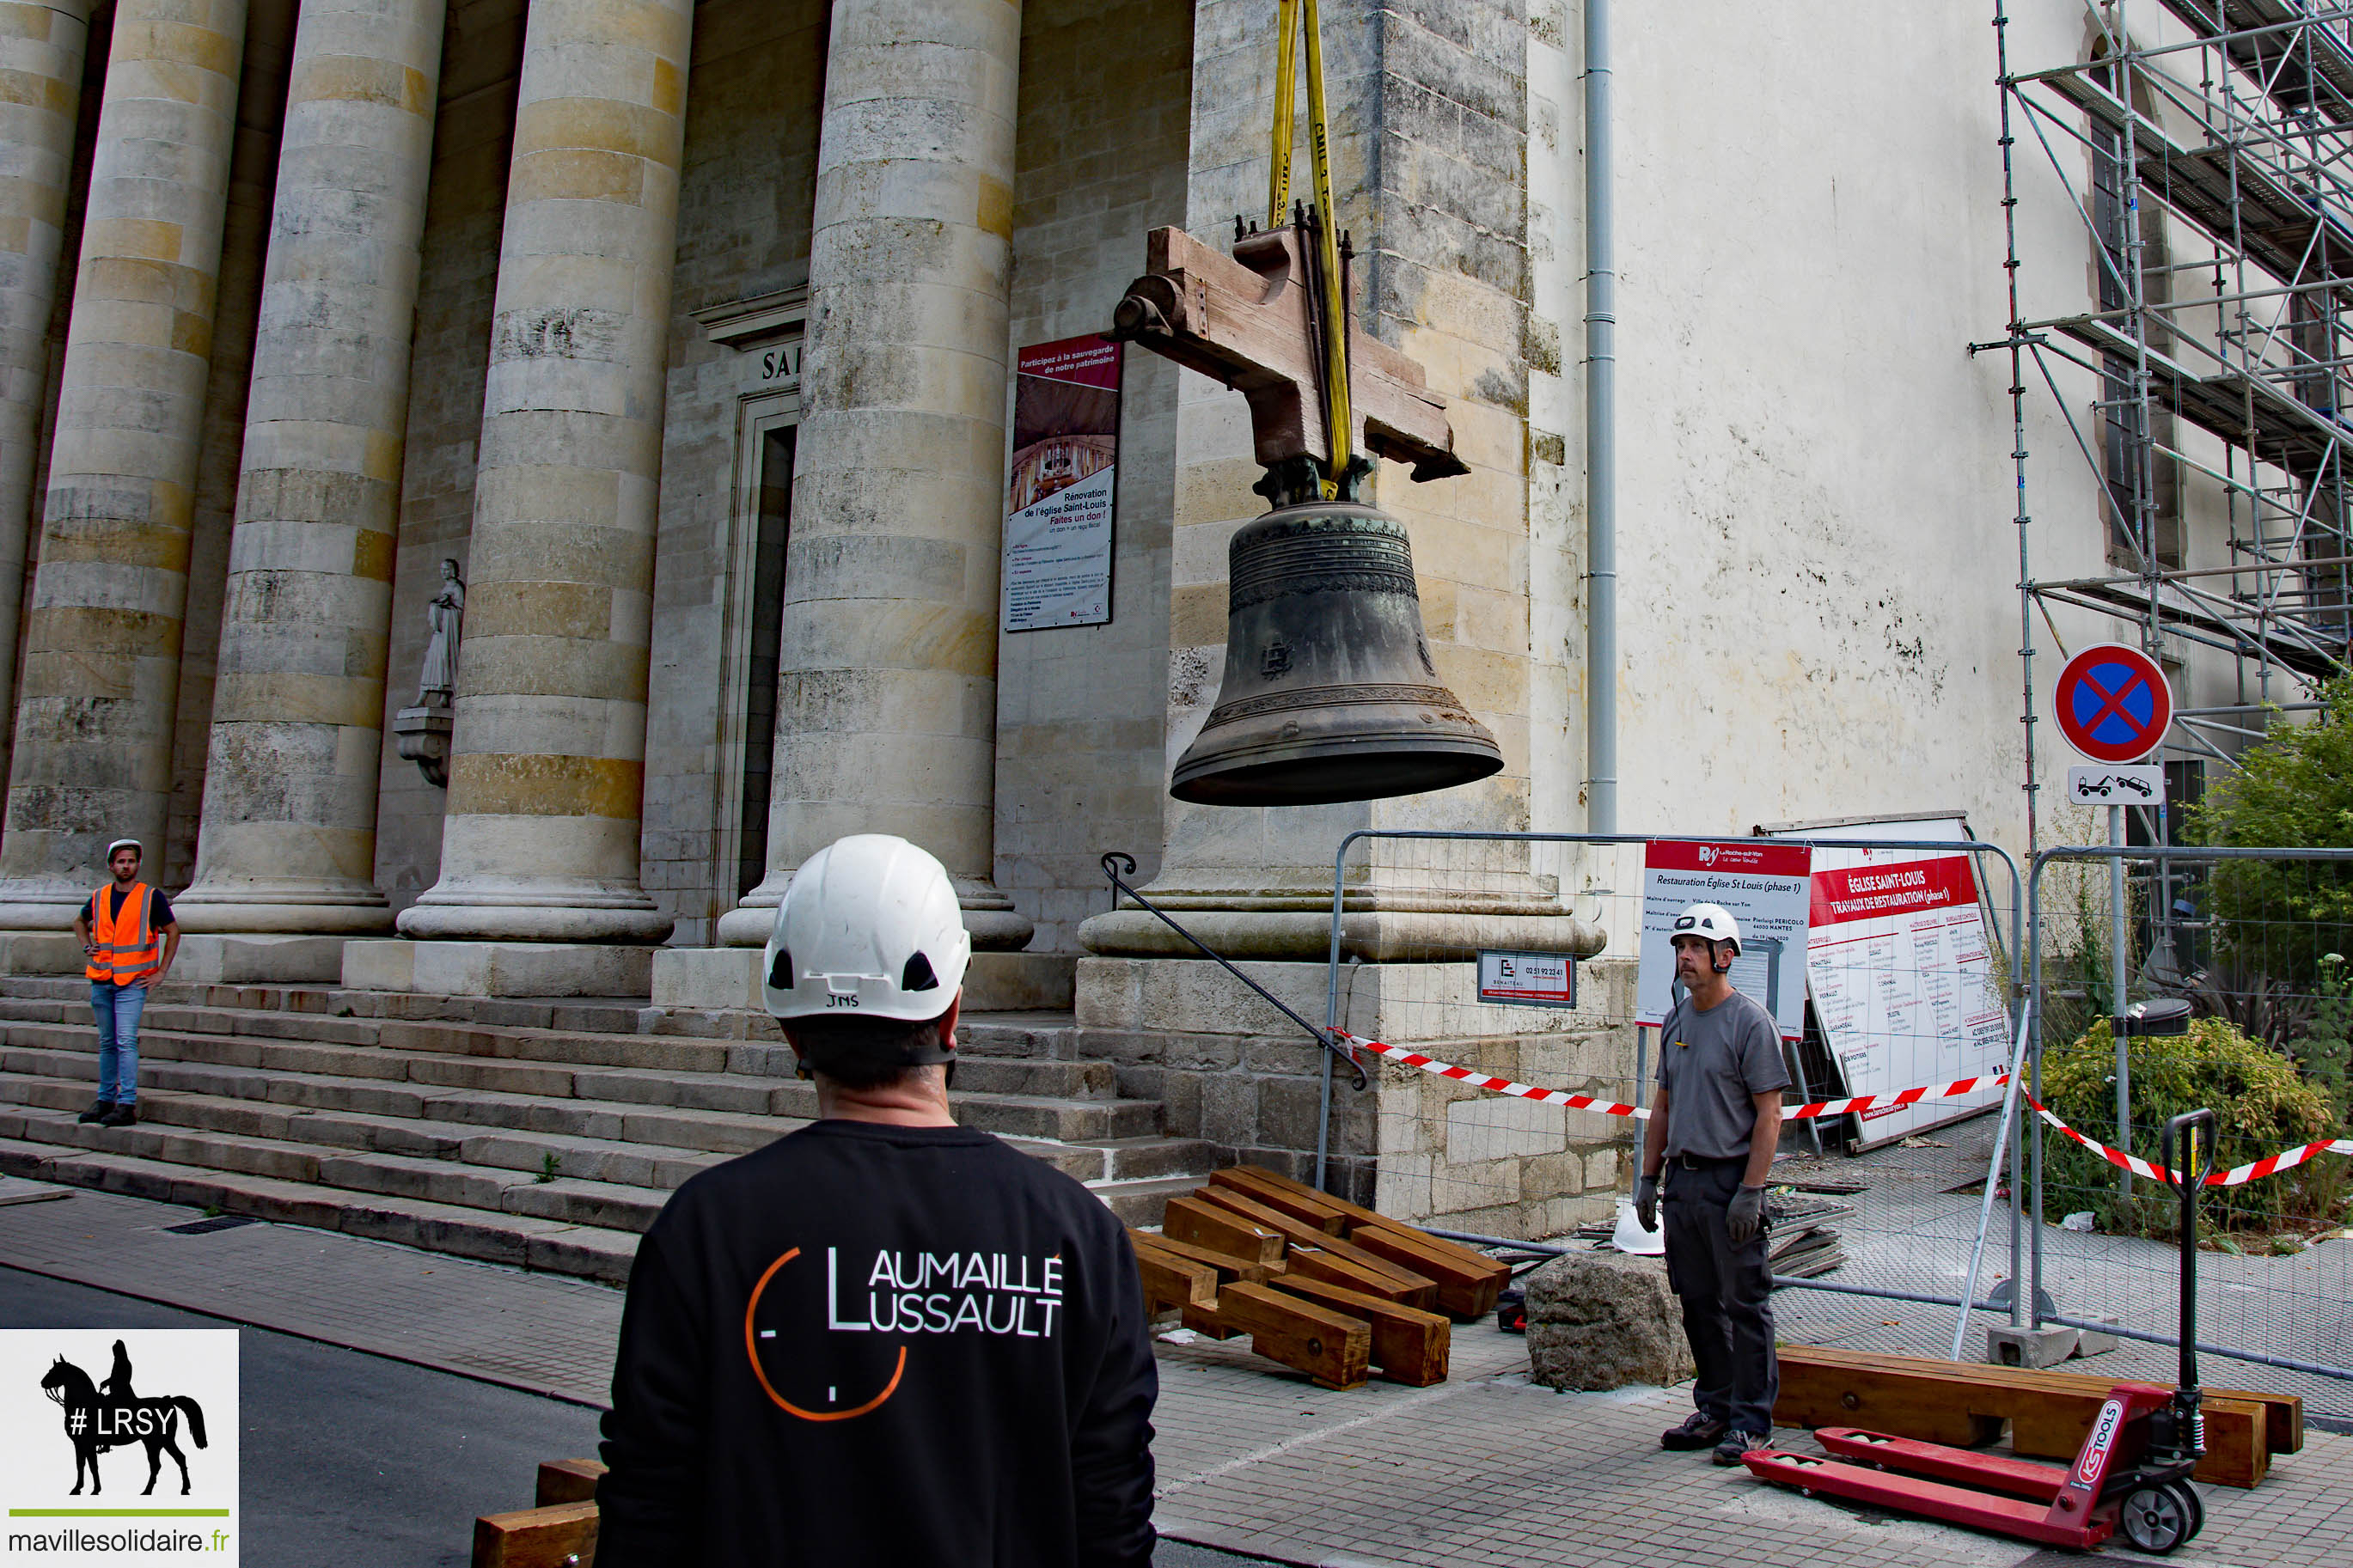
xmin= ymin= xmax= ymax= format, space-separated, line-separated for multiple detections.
xmin=2054 ymin=643 xmax=2173 ymax=764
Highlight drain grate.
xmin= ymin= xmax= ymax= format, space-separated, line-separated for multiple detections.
xmin=162 ymin=1215 xmax=258 ymax=1236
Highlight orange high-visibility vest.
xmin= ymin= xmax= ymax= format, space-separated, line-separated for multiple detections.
xmin=86 ymin=882 xmax=162 ymax=985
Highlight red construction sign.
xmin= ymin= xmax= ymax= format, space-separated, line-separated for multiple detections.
xmin=2053 ymin=643 xmax=2172 ymax=765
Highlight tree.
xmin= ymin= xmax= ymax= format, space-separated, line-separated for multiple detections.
xmin=2186 ymin=671 xmax=2353 ymax=983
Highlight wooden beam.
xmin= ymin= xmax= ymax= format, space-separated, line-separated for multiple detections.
xmin=1160 ymin=1195 xmax=1286 ymax=1266
xmin=1282 ymin=1244 xmax=1439 ymax=1311
xmin=1195 ymin=1185 xmax=1436 ymax=1294
xmin=534 ymin=1458 xmax=605 ymax=1508
xmin=1270 ymin=1274 xmax=1451 ymax=1386
xmin=1342 ymin=1223 xmax=1507 ymax=1321
xmin=1200 ymin=1280 xmax=1372 ymax=1389
xmin=1209 ymin=1164 xmax=1351 ymax=1235
xmin=1133 ymin=1240 xmax=1219 ymax=1314
xmin=1775 ymin=1345 xmax=2288 ymax=1488
xmin=1781 ymin=1347 xmax=2301 ymax=1454
xmin=2011 ymin=1392 xmax=2270 ymax=1489
xmin=1128 ymin=1229 xmax=1282 ymax=1285
xmin=471 ymin=1502 xmax=597 ymax=1568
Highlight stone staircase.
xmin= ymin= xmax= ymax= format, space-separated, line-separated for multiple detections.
xmin=0 ymin=977 xmax=1212 ymax=1285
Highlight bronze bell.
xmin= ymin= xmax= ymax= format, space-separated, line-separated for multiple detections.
xmin=1171 ymin=498 xmax=1503 ymax=806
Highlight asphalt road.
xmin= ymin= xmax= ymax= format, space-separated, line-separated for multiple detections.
xmin=0 ymin=1266 xmax=1256 ymax=1567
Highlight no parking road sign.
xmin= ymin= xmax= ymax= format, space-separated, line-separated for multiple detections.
xmin=2054 ymin=642 xmax=2173 ymax=764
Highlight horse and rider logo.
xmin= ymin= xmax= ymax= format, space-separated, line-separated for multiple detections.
xmin=37 ymin=1339 xmax=209 ymax=1496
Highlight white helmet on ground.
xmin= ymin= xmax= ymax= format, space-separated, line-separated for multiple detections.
xmin=762 ymin=834 xmax=973 ymax=1027
xmin=1670 ymin=902 xmax=1741 ymax=956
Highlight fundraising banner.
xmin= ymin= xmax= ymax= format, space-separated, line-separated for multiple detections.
xmin=0 ymin=1328 xmax=240 ymax=1566
xmin=1002 ymin=335 xmax=1121 ymax=632
xmin=1799 ymin=825 xmax=2011 ymax=1147
xmin=1635 ymin=839 xmax=1812 ymax=1041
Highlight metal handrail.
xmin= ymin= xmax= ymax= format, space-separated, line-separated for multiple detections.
xmin=1097 ymin=852 xmax=1366 ymax=1093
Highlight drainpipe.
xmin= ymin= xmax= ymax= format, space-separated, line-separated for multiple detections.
xmin=1583 ymin=0 xmax=1617 ymax=833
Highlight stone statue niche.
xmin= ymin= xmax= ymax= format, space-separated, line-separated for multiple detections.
xmin=393 ymin=558 xmax=464 ymax=787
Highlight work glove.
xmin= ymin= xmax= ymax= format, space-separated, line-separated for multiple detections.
xmin=1727 ymin=1184 xmax=1767 ymax=1247
xmin=1635 ymin=1174 xmax=1659 ymax=1233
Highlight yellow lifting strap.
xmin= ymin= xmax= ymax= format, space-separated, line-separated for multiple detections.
xmin=1267 ymin=0 xmax=1354 ymax=497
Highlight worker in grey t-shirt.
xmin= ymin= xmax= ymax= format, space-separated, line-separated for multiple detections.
xmin=1635 ymin=902 xmax=1790 ymax=1465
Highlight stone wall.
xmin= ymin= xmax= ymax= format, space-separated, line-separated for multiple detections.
xmin=1079 ymin=954 xmax=1637 ymax=1230
xmin=994 ymin=0 xmax=1193 ymax=952
xmin=373 ymin=0 xmax=523 ymax=910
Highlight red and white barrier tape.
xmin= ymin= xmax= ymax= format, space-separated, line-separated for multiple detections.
xmin=2024 ymin=1096 xmax=2353 ymax=1188
xmin=1329 ymin=1028 xmax=2353 ymax=1187
xmin=1326 ymin=1028 xmax=2009 ymax=1124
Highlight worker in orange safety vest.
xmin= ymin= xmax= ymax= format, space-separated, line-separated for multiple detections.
xmin=71 ymin=839 xmax=179 ymax=1129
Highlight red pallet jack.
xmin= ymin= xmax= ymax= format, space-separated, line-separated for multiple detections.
xmin=1744 ymin=1109 xmax=2217 ymax=1554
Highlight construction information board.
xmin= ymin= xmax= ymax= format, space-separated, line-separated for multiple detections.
xmin=1795 ymin=820 xmax=2011 ymax=1147
xmin=1477 ymin=949 xmax=1575 ymax=1009
xmin=1635 ymin=840 xmax=1812 ymax=1042
xmin=1002 ymin=335 xmax=1121 ymax=631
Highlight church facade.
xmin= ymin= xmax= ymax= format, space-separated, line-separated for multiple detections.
xmin=0 ymin=0 xmax=2282 ymax=1011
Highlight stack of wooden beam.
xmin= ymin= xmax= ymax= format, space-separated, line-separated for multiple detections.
xmin=1128 ymin=1164 xmax=1513 ymax=1390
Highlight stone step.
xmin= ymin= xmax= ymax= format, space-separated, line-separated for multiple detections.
xmin=3 ymin=998 xmax=1115 ymax=1097
xmin=0 ymin=1132 xmax=642 ymax=1284
xmin=0 ymin=1068 xmax=1204 ymax=1188
xmin=0 ymin=1100 xmax=682 ymax=1229
xmin=1 ymin=1021 xmax=1157 ymax=1141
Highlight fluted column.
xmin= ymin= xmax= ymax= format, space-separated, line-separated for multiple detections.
xmin=174 ymin=0 xmax=447 ymax=936
xmin=0 ymin=0 xmax=246 ymax=928
xmin=394 ymin=0 xmax=689 ymax=944
xmin=714 ymin=0 xmax=1032 ymax=949
xmin=0 ymin=2 xmax=89 ymax=804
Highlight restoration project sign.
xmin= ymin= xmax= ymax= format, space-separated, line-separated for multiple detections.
xmin=1793 ymin=817 xmax=2013 ymax=1148
xmin=1 ymin=1328 xmax=239 ymax=1565
xmin=1635 ymin=839 xmax=1812 ymax=1041
xmin=1002 ymin=335 xmax=1121 ymax=632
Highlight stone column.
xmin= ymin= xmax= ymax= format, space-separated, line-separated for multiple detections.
xmin=172 ymin=0 xmax=447 ymax=948
xmin=712 ymin=0 xmax=1032 ymax=951
xmin=0 ymin=0 xmax=247 ymax=930
xmin=392 ymin=0 xmax=690 ymax=947
xmin=0 ymin=2 xmax=89 ymax=803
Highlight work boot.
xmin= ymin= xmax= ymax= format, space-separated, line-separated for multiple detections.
xmin=76 ymin=1100 xmax=114 ymax=1125
xmin=1712 ymin=1431 xmax=1772 ymax=1467
xmin=1660 ymin=1412 xmax=1728 ymax=1451
xmin=99 ymin=1103 xmax=138 ymax=1129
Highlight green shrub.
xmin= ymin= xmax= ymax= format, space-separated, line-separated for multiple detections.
xmin=2040 ymin=1014 xmax=2341 ymax=1236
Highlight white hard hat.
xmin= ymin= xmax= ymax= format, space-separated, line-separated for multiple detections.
xmin=762 ymin=834 xmax=973 ymax=1022
xmin=1671 ymin=902 xmax=1741 ymax=955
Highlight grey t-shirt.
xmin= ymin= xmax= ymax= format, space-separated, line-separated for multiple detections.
xmin=1655 ymin=988 xmax=1791 ymax=1160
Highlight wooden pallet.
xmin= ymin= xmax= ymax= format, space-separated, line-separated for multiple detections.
xmin=1775 ymin=1345 xmax=2301 ymax=1489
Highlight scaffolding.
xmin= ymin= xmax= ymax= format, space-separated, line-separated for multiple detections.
xmin=1989 ymin=0 xmax=2353 ymax=845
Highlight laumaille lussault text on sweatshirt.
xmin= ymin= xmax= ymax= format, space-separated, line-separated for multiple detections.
xmin=596 ymin=1118 xmax=1158 ymax=1566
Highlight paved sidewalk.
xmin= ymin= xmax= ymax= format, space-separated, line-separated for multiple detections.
xmin=2 ymin=1176 xmax=2345 ymax=1567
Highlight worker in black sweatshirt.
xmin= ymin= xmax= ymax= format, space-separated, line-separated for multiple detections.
xmin=596 ymin=833 xmax=1157 ymax=1567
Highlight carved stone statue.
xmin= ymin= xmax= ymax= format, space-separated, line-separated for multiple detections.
xmin=417 ymin=558 xmax=464 ymax=706
xmin=395 ymin=558 xmax=464 ymax=787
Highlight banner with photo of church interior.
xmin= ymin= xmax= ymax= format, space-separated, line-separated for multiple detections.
xmin=1001 ymin=335 xmax=1121 ymax=632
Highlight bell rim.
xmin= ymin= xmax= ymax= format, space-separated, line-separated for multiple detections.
xmin=1170 ymin=735 xmax=1505 ymax=807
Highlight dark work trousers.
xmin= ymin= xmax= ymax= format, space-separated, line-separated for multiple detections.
xmin=1661 ymin=1155 xmax=1777 ymax=1435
